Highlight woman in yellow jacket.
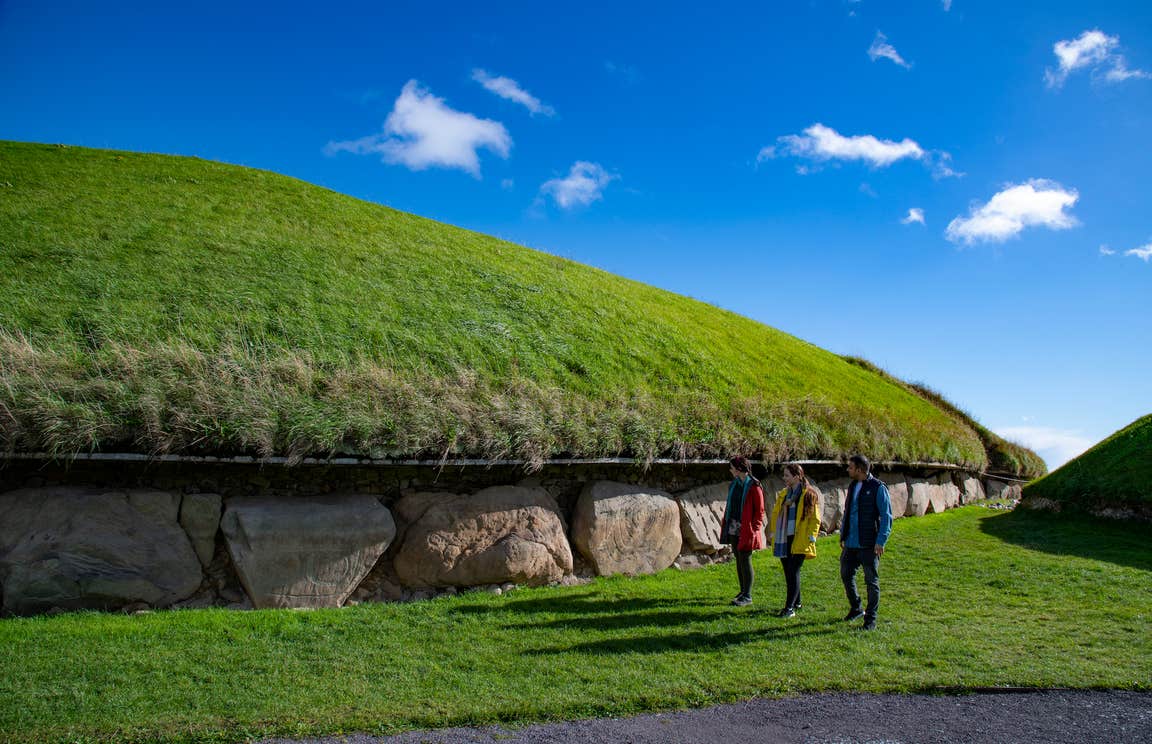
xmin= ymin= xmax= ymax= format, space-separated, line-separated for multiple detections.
xmin=768 ymin=463 xmax=821 ymax=617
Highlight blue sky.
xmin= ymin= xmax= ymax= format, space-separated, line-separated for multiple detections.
xmin=2 ymin=0 xmax=1150 ymax=468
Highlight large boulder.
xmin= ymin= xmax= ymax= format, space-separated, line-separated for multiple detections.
xmin=572 ymin=481 xmax=682 ymax=576
xmin=906 ymin=479 xmax=933 ymax=517
xmin=179 ymin=493 xmax=222 ymax=567
xmin=928 ymin=474 xmax=960 ymax=513
xmin=986 ymin=479 xmax=1023 ymax=501
xmin=675 ymin=482 xmax=727 ymax=554
xmin=392 ymin=486 xmax=571 ymax=588
xmin=960 ymin=476 xmax=986 ymax=505
xmin=818 ymin=478 xmax=852 ymax=533
xmin=0 ymin=487 xmax=202 ymax=615
xmin=879 ymin=475 xmax=909 ymax=519
xmin=221 ymin=494 xmax=396 ymax=609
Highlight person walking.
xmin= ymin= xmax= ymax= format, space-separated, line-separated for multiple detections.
xmin=721 ymin=456 xmax=766 ymax=606
xmin=768 ymin=463 xmax=821 ymax=618
xmin=840 ymin=454 xmax=893 ymax=631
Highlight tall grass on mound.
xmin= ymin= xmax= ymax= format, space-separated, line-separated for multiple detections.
xmin=0 ymin=507 xmax=1148 ymax=743
xmin=843 ymin=356 xmax=1045 ymax=479
xmin=1024 ymin=413 xmax=1152 ymax=509
xmin=0 ymin=331 xmax=980 ymax=468
xmin=0 ymin=141 xmax=992 ymax=467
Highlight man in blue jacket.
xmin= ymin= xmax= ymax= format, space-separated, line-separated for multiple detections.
xmin=840 ymin=454 xmax=893 ymax=631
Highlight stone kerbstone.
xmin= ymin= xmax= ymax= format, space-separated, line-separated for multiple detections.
xmin=818 ymin=478 xmax=852 ymax=533
xmin=675 ymin=482 xmax=728 ymax=554
xmin=906 ymin=479 xmax=932 ymax=517
xmin=0 ymin=487 xmax=202 ymax=615
xmin=179 ymin=493 xmax=222 ymax=567
xmin=935 ymin=474 xmax=961 ymax=511
xmin=572 ymin=481 xmax=682 ymax=576
xmin=221 ymin=494 xmax=396 ymax=609
xmin=986 ymin=480 xmax=1023 ymax=502
xmin=392 ymin=486 xmax=571 ymax=588
xmin=960 ymin=476 xmax=986 ymax=505
xmin=879 ymin=475 xmax=909 ymax=519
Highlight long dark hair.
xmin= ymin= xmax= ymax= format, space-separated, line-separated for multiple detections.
xmin=784 ymin=463 xmax=818 ymax=518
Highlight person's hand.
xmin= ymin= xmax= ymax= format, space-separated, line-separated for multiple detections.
xmin=874 ymin=545 xmax=885 ymax=557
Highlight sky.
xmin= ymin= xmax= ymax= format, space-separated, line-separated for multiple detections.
xmin=2 ymin=0 xmax=1150 ymax=469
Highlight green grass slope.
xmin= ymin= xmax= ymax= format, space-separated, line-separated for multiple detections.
xmin=1 ymin=507 xmax=1148 ymax=742
xmin=1023 ymin=414 xmax=1152 ymax=509
xmin=0 ymin=141 xmax=1025 ymax=470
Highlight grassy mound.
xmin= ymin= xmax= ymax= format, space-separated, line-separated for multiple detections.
xmin=0 ymin=141 xmax=1027 ymax=470
xmin=1023 ymin=414 xmax=1152 ymax=510
xmin=1 ymin=507 xmax=1148 ymax=742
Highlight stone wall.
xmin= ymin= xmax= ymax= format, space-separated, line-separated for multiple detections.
xmin=0 ymin=458 xmax=1021 ymax=616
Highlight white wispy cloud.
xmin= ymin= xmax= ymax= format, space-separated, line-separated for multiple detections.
xmin=945 ymin=179 xmax=1079 ymax=245
xmin=996 ymin=425 xmax=1096 ymax=470
xmin=1126 ymin=243 xmax=1152 ymax=261
xmin=868 ymin=32 xmax=911 ymax=69
xmin=471 ymin=69 xmax=555 ymax=116
xmin=760 ymin=123 xmax=925 ymax=168
xmin=539 ymin=161 xmax=617 ymax=209
xmin=1099 ymin=244 xmax=1116 ymax=255
xmin=1045 ymin=29 xmax=1150 ymax=88
xmin=902 ymin=208 xmax=926 ymax=225
xmin=325 ymin=80 xmax=511 ymax=177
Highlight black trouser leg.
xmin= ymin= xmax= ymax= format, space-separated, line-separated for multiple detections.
xmin=735 ymin=550 xmax=754 ymax=598
xmin=783 ymin=554 xmax=804 ymax=610
xmin=840 ymin=548 xmax=862 ymax=611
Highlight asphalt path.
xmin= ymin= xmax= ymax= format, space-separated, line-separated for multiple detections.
xmin=264 ymin=690 xmax=1152 ymax=744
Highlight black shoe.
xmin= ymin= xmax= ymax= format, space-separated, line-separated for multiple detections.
xmin=859 ymin=619 xmax=877 ymax=631
xmin=794 ymin=602 xmax=802 ymax=611
xmin=844 ymin=608 xmax=865 ymax=622
xmin=731 ymin=596 xmax=752 ymax=607
xmin=778 ymin=607 xmax=796 ymax=618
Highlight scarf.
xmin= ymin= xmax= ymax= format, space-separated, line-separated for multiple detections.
xmin=772 ymin=485 xmax=802 ymax=557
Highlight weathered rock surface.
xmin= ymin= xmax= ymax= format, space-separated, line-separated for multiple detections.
xmin=392 ymin=486 xmax=571 ymax=588
xmin=221 ymin=494 xmax=395 ymax=609
xmin=819 ymin=478 xmax=852 ymax=533
xmin=906 ymin=479 xmax=933 ymax=517
xmin=0 ymin=487 xmax=202 ymax=615
xmin=880 ymin=476 xmax=909 ymax=519
xmin=179 ymin=493 xmax=222 ymax=567
xmin=936 ymin=474 xmax=961 ymax=510
xmin=960 ymin=476 xmax=986 ymax=505
xmin=572 ymin=481 xmax=682 ymax=576
xmin=675 ymin=482 xmax=727 ymax=554
xmin=986 ymin=480 xmax=1023 ymax=502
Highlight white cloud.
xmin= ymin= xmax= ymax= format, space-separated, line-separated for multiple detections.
xmin=1126 ymin=243 xmax=1152 ymax=261
xmin=942 ymin=0 xmax=952 ymax=10
xmin=325 ymin=80 xmax=511 ymax=177
xmin=868 ymin=32 xmax=912 ymax=69
xmin=1045 ymin=29 xmax=1149 ymax=87
xmin=539 ymin=162 xmax=617 ymax=209
xmin=761 ymin=123 xmax=925 ymax=168
xmin=1099 ymin=244 xmax=1116 ymax=256
xmin=995 ymin=425 xmax=1095 ymax=470
xmin=471 ymin=69 xmax=555 ymax=116
xmin=901 ymin=207 xmax=926 ymax=225
xmin=945 ymin=179 xmax=1079 ymax=245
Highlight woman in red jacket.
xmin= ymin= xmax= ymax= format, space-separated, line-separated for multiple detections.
xmin=721 ymin=456 xmax=766 ymax=606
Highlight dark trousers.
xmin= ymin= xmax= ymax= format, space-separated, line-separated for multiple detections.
xmin=735 ymin=549 xmax=754 ymax=598
xmin=840 ymin=547 xmax=880 ymax=620
xmin=780 ymin=545 xmax=805 ymax=610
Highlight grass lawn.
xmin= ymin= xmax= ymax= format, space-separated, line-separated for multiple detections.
xmin=1 ymin=506 xmax=1148 ymax=743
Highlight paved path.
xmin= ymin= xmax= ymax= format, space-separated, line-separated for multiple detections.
xmin=264 ymin=690 xmax=1152 ymax=744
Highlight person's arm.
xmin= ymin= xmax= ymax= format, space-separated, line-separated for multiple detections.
xmin=874 ymin=484 xmax=893 ymax=556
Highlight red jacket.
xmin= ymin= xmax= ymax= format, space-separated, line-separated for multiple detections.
xmin=738 ymin=480 xmax=766 ymax=551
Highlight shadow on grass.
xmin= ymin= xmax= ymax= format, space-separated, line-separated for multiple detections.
xmin=453 ymin=593 xmax=717 ymax=618
xmin=502 ymin=608 xmax=739 ymax=632
xmin=522 ymin=620 xmax=838 ymax=656
xmin=979 ymin=508 xmax=1152 ymax=572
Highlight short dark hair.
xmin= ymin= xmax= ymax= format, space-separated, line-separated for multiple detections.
xmin=848 ymin=454 xmax=871 ymax=472
xmin=729 ymin=456 xmax=750 ymax=473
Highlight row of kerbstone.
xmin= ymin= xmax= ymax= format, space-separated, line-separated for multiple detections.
xmin=0 ymin=472 xmax=1019 ymax=615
